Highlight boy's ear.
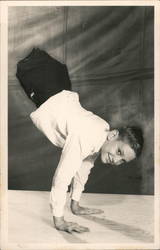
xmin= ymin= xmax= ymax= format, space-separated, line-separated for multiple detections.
xmin=107 ymin=129 xmax=119 ymax=141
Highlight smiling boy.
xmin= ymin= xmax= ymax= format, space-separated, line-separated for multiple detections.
xmin=30 ymin=90 xmax=143 ymax=233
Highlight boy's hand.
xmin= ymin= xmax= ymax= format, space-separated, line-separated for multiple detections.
xmin=71 ymin=200 xmax=104 ymax=215
xmin=53 ymin=216 xmax=89 ymax=233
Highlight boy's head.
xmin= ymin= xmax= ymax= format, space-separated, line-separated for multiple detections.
xmin=101 ymin=126 xmax=144 ymax=166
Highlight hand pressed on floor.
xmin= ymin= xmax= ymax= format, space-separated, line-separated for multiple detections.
xmin=71 ymin=199 xmax=104 ymax=215
xmin=53 ymin=216 xmax=89 ymax=233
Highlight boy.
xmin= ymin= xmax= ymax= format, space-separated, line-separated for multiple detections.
xmin=30 ymin=90 xmax=143 ymax=233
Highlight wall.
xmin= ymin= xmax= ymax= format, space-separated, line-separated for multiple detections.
xmin=8 ymin=6 xmax=154 ymax=194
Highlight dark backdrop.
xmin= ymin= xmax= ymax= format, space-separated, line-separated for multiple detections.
xmin=8 ymin=6 xmax=154 ymax=194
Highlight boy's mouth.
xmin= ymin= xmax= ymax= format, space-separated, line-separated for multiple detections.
xmin=108 ymin=153 xmax=113 ymax=164
xmin=107 ymin=153 xmax=111 ymax=164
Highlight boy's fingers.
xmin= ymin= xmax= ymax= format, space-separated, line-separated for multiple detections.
xmin=67 ymin=224 xmax=89 ymax=233
xmin=91 ymin=209 xmax=104 ymax=214
xmin=66 ymin=227 xmax=73 ymax=233
xmin=79 ymin=210 xmax=90 ymax=215
xmin=73 ymin=225 xmax=89 ymax=233
xmin=81 ymin=226 xmax=90 ymax=232
xmin=83 ymin=208 xmax=104 ymax=214
xmin=67 ymin=225 xmax=81 ymax=233
xmin=78 ymin=225 xmax=89 ymax=232
xmin=55 ymin=220 xmax=89 ymax=233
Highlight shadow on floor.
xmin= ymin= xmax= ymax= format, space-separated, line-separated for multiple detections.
xmin=80 ymin=214 xmax=154 ymax=243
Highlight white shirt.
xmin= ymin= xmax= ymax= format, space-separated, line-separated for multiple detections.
xmin=30 ymin=90 xmax=110 ymax=217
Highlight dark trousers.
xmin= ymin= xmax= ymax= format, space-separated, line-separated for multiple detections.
xmin=16 ymin=48 xmax=72 ymax=107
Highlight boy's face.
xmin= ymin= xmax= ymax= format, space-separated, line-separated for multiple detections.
xmin=101 ymin=130 xmax=136 ymax=166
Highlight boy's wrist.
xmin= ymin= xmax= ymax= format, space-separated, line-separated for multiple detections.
xmin=71 ymin=199 xmax=79 ymax=208
xmin=53 ymin=216 xmax=64 ymax=226
xmin=71 ymin=199 xmax=80 ymax=214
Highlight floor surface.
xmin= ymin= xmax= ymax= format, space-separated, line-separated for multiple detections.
xmin=8 ymin=190 xmax=154 ymax=244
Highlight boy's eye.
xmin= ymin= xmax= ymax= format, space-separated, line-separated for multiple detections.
xmin=117 ymin=149 xmax=121 ymax=155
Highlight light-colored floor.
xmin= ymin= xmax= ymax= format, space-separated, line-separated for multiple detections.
xmin=8 ymin=190 xmax=154 ymax=244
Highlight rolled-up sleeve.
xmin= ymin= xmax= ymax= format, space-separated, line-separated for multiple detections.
xmin=50 ymin=133 xmax=83 ymax=217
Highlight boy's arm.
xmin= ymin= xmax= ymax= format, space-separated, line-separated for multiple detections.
xmin=70 ymin=155 xmax=95 ymax=202
xmin=50 ymin=133 xmax=89 ymax=233
xmin=70 ymin=153 xmax=103 ymax=215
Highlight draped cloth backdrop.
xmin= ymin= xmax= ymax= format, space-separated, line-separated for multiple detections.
xmin=8 ymin=6 xmax=154 ymax=194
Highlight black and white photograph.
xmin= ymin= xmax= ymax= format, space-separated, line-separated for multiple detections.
xmin=0 ymin=1 xmax=160 ymax=250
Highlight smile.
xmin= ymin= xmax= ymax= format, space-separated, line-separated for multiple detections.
xmin=107 ymin=153 xmax=112 ymax=164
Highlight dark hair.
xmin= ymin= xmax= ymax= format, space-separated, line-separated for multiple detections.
xmin=117 ymin=126 xmax=144 ymax=157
